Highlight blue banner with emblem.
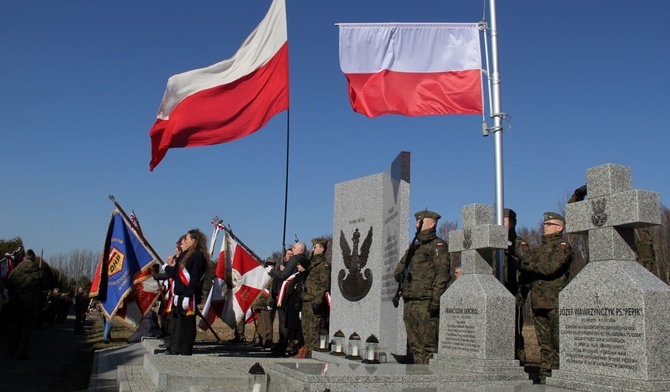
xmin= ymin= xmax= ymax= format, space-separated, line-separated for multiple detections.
xmin=93 ymin=210 xmax=156 ymax=318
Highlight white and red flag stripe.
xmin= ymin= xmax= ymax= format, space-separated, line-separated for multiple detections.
xmin=199 ymin=233 xmax=230 ymax=330
xmin=149 ymin=0 xmax=289 ymax=170
xmin=222 ymin=236 xmax=270 ymax=328
xmin=199 ymin=232 xmax=269 ymax=330
xmin=338 ymin=23 xmax=482 ymax=118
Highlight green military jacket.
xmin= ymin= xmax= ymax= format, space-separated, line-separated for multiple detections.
xmin=518 ymin=233 xmax=572 ymax=310
xmin=251 ymin=278 xmax=273 ymax=311
xmin=6 ymin=259 xmax=45 ymax=295
xmin=302 ymin=253 xmax=330 ymax=305
xmin=393 ymin=229 xmax=451 ymax=307
xmin=634 ymin=227 xmax=655 ymax=271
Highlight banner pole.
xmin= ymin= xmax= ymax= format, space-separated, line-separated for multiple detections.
xmin=108 ymin=195 xmax=164 ymax=265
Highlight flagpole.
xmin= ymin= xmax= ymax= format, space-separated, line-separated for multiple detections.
xmin=487 ymin=0 xmax=507 ymax=284
xmin=281 ymin=109 xmax=290 ymax=253
xmin=218 ymin=222 xmax=264 ymax=264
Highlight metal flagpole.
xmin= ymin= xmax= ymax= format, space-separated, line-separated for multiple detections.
xmin=487 ymin=0 xmax=507 ymax=284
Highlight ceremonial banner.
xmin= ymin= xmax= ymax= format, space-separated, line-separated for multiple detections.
xmin=149 ymin=0 xmax=289 ymax=170
xmin=221 ymin=234 xmax=270 ymax=328
xmin=91 ymin=210 xmax=156 ymax=325
xmin=339 ymin=23 xmax=482 ymax=117
xmin=199 ymin=233 xmax=231 ymax=330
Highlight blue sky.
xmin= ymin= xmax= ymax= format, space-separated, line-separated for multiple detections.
xmin=1 ymin=1 xmax=669 ymax=262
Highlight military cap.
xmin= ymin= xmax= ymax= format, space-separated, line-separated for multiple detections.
xmin=414 ymin=210 xmax=441 ymax=221
xmin=543 ymin=212 xmax=565 ymax=223
xmin=311 ymin=237 xmax=328 ymax=247
xmin=504 ymin=208 xmax=516 ymax=219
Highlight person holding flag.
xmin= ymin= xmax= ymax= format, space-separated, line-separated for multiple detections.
xmin=164 ymin=229 xmax=209 ymax=356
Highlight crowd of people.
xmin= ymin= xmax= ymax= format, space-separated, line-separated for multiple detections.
xmin=4 ymin=183 xmax=657 ymax=374
xmin=1 ymin=248 xmax=92 ymax=360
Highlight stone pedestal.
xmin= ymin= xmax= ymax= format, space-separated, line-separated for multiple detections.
xmin=549 ymin=163 xmax=670 ymax=391
xmin=430 ymin=204 xmax=526 ymax=379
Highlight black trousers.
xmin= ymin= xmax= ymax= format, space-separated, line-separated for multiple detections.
xmin=171 ymin=305 xmax=196 ymax=355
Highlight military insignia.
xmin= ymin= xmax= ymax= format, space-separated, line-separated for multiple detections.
xmin=590 ymin=198 xmax=608 ymax=227
xmin=338 ymin=227 xmax=373 ymax=302
xmin=437 ymin=242 xmax=444 ymax=247
xmin=107 ymin=247 xmax=125 ymax=276
xmin=463 ymin=228 xmax=472 ymax=250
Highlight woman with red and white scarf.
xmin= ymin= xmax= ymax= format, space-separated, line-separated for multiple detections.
xmin=164 ymin=229 xmax=209 ymax=355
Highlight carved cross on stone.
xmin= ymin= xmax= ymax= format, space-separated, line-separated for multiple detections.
xmin=565 ymin=164 xmax=661 ymax=262
xmin=448 ymin=204 xmax=508 ymax=274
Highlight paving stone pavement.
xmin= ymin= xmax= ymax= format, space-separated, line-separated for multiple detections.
xmin=87 ymin=337 xmax=580 ymax=392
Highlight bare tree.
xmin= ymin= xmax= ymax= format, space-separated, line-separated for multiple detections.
xmin=48 ymin=249 xmax=98 ymax=293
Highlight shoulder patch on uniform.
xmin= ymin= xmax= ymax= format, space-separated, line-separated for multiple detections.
xmin=437 ymin=243 xmax=444 ymax=247
xmin=560 ymin=242 xmax=567 ymax=246
xmin=521 ymin=241 xmax=528 ymax=246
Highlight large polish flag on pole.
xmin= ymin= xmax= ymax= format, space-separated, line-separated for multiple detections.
xmin=338 ymin=23 xmax=482 ymax=118
xmin=149 ymin=0 xmax=289 ymax=171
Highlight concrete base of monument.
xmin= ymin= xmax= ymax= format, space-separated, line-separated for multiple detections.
xmin=430 ymin=354 xmax=529 ymax=377
xmin=267 ymin=360 xmax=533 ymax=392
xmin=548 ymin=369 xmax=670 ymax=392
xmin=550 ymin=260 xmax=670 ymax=392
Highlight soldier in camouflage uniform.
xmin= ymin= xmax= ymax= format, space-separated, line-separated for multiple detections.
xmin=296 ymin=237 xmax=331 ymax=358
xmin=569 ymin=185 xmax=656 ymax=273
xmin=502 ymin=208 xmax=532 ymax=365
xmin=393 ymin=210 xmax=452 ymax=364
xmin=516 ymin=212 xmax=573 ymax=384
xmin=251 ymin=277 xmax=274 ymax=348
xmin=6 ymin=249 xmax=48 ymax=360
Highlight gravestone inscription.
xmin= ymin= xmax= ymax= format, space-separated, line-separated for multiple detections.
xmin=549 ymin=163 xmax=670 ymax=392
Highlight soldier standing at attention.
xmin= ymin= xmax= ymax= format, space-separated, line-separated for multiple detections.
xmin=516 ymin=212 xmax=573 ymax=384
xmin=393 ymin=210 xmax=452 ymax=364
xmin=296 ymin=237 xmax=331 ymax=358
xmin=6 ymin=249 xmax=48 ymax=360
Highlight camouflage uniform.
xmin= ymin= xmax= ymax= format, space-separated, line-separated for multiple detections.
xmin=499 ymin=208 xmax=533 ymax=364
xmin=301 ymin=238 xmax=331 ymax=352
xmin=634 ymin=227 xmax=655 ymax=272
xmin=393 ymin=211 xmax=452 ymax=364
xmin=6 ymin=252 xmax=47 ymax=359
xmin=251 ymin=278 xmax=274 ymax=347
xmin=518 ymin=212 xmax=573 ymax=383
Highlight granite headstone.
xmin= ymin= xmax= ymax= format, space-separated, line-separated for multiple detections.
xmin=431 ymin=204 xmax=527 ymax=378
xmin=549 ymin=163 xmax=670 ymax=391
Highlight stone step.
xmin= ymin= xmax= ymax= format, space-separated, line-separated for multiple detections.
xmin=117 ymin=365 xmax=155 ymax=392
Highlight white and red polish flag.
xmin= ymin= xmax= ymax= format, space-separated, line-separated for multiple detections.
xmin=149 ymin=0 xmax=289 ymax=171
xmin=338 ymin=23 xmax=482 ymax=118
xmin=199 ymin=233 xmax=230 ymax=330
xmin=199 ymin=232 xmax=270 ymax=330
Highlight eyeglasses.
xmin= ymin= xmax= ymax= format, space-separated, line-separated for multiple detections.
xmin=543 ymin=222 xmax=562 ymax=227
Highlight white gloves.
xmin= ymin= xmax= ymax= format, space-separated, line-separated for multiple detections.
xmin=181 ymin=297 xmax=190 ymax=310
xmin=264 ymin=266 xmax=273 ymax=274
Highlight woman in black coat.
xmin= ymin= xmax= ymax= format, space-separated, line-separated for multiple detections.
xmin=164 ymin=229 xmax=209 ymax=355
